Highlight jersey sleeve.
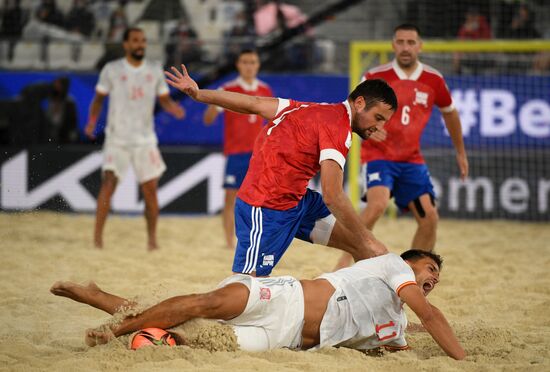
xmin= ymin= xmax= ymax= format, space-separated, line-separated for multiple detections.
xmin=156 ymin=64 xmax=170 ymax=96
xmin=383 ymin=254 xmax=417 ymax=296
xmin=95 ymin=64 xmax=111 ymax=95
xmin=318 ymin=113 xmax=351 ymax=170
xmin=434 ymin=76 xmax=454 ymax=113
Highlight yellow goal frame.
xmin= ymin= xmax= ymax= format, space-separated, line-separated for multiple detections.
xmin=347 ymin=40 xmax=550 ymax=210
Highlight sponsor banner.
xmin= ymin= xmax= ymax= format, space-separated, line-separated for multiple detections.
xmin=1 ymin=147 xmax=548 ymax=221
xmin=0 ymin=146 xmax=224 ymax=214
xmin=2 ymin=72 xmax=547 ymax=148
xmin=423 ymin=76 xmax=550 ymax=148
xmin=426 ymin=150 xmax=550 ymax=221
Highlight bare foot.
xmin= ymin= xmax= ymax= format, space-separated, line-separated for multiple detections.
xmin=85 ymin=326 xmax=114 ymax=347
xmin=148 ymin=241 xmax=159 ymax=251
xmin=94 ymin=235 xmax=103 ymax=249
xmin=50 ymin=281 xmax=101 ymax=304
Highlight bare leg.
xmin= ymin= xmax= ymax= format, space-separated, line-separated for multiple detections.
xmin=50 ymin=281 xmax=134 ymax=315
xmin=50 ymin=280 xmax=249 ymax=346
xmin=141 ymin=178 xmax=160 ymax=251
xmin=333 ymin=186 xmax=390 ymax=270
xmin=408 ymin=193 xmax=438 ymax=251
xmin=94 ymin=171 xmax=118 ymax=248
xmin=223 ymin=188 xmax=238 ymax=249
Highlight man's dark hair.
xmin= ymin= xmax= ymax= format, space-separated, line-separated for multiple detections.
xmin=123 ymin=27 xmax=144 ymax=41
xmin=238 ymin=49 xmax=258 ymax=57
xmin=401 ymin=249 xmax=443 ymax=270
xmin=348 ymin=79 xmax=398 ymax=112
xmin=394 ymin=23 xmax=421 ymax=37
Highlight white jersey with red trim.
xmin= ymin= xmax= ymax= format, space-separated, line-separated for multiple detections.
xmin=96 ymin=58 xmax=169 ymax=146
xmin=316 ymin=253 xmax=416 ymax=350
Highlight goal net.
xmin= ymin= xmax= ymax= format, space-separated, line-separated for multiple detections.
xmin=348 ymin=40 xmax=550 ymax=221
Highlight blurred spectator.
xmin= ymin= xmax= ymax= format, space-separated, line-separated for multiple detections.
xmin=1 ymin=0 xmax=29 ymax=60
xmin=45 ymin=77 xmax=78 ymax=143
xmin=165 ymin=17 xmax=202 ymax=70
xmin=224 ymin=9 xmax=256 ymax=63
xmin=65 ymin=0 xmax=95 ymax=38
xmin=108 ymin=0 xmax=128 ymax=42
xmin=457 ymin=7 xmax=492 ymax=39
xmin=502 ymin=3 xmax=540 ymax=39
xmin=91 ymin=0 xmax=112 ymax=39
xmin=453 ymin=7 xmax=493 ymax=74
xmin=35 ymin=0 xmax=64 ymax=28
xmin=8 ymin=77 xmax=78 ymax=145
xmin=253 ymin=0 xmax=314 ymax=71
xmin=253 ymin=0 xmax=307 ymax=37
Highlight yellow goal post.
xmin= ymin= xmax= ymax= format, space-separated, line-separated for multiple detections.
xmin=347 ymin=39 xmax=550 ymax=210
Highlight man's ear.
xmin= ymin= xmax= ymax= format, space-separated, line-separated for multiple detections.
xmin=353 ymin=96 xmax=365 ymax=112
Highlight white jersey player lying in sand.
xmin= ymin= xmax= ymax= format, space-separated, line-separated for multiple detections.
xmin=50 ymin=249 xmax=465 ymax=360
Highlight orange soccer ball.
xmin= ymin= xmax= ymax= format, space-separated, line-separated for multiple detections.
xmin=130 ymin=328 xmax=177 ymax=350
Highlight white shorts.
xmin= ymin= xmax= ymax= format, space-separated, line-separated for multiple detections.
xmin=102 ymin=143 xmax=166 ymax=183
xmin=218 ymin=274 xmax=304 ymax=351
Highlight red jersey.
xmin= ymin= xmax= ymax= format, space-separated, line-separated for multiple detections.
xmin=220 ymin=77 xmax=273 ymax=155
xmin=361 ymin=60 xmax=454 ymax=164
xmin=238 ymin=99 xmax=353 ymax=210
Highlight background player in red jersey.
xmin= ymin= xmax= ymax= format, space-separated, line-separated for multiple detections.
xmin=165 ymin=63 xmax=397 ymax=276
xmin=203 ymin=50 xmax=273 ymax=249
xmin=336 ymin=24 xmax=469 ymax=269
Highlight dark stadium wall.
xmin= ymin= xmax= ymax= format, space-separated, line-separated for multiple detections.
xmin=0 ymin=146 xmax=548 ymax=221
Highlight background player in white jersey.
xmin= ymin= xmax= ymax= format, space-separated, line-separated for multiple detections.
xmin=336 ymin=24 xmax=469 ymax=269
xmin=50 ymin=249 xmax=466 ymax=360
xmin=202 ymin=50 xmax=273 ymax=250
xmin=85 ymin=27 xmax=185 ymax=250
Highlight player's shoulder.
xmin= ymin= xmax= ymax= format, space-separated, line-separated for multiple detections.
xmin=366 ymin=62 xmax=394 ymax=77
xmin=102 ymin=58 xmax=124 ymax=72
xmin=220 ymin=78 xmax=241 ymax=91
xmin=143 ymin=59 xmax=164 ymax=71
xmin=420 ymin=63 xmax=446 ymax=81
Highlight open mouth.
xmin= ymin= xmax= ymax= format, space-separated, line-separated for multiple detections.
xmin=423 ymin=281 xmax=434 ymax=294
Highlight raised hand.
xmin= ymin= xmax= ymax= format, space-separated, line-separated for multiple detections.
xmin=164 ymin=64 xmax=199 ymax=99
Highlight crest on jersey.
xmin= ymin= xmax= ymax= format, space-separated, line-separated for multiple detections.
xmin=413 ymin=89 xmax=428 ymax=107
xmin=259 ymin=287 xmax=271 ymax=300
xmin=345 ymin=131 xmax=352 ymax=149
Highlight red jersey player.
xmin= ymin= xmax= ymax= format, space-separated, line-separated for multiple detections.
xmin=203 ymin=50 xmax=273 ymax=249
xmin=165 ymin=63 xmax=398 ymax=276
xmin=335 ymin=24 xmax=469 ymax=269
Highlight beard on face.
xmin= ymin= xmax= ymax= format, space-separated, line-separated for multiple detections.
xmin=397 ymin=53 xmax=415 ymax=68
xmin=131 ymin=48 xmax=145 ymax=60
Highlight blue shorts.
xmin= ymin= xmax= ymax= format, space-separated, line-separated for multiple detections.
xmin=224 ymin=153 xmax=252 ymax=189
xmin=364 ymin=160 xmax=435 ymax=211
xmin=233 ymin=189 xmax=331 ymax=276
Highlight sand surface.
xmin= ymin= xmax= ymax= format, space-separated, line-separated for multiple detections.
xmin=0 ymin=211 xmax=549 ymax=371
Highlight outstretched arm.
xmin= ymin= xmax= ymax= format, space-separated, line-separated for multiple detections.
xmin=399 ymin=284 xmax=466 ymax=360
xmin=165 ymin=64 xmax=279 ymax=120
xmin=442 ymin=109 xmax=468 ymax=180
xmin=321 ymin=160 xmax=388 ymax=260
